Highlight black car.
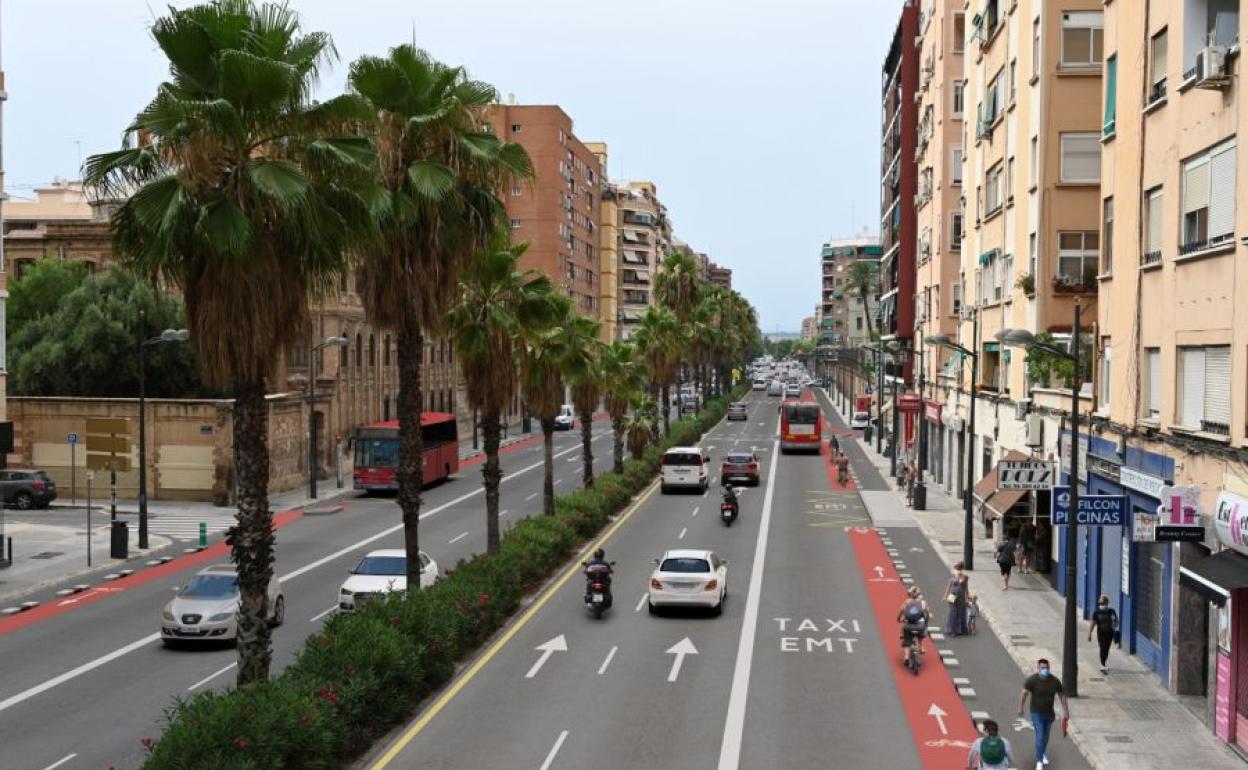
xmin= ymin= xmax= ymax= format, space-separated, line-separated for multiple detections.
xmin=1 ymin=469 xmax=58 ymax=509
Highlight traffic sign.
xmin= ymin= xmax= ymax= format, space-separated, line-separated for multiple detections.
xmin=1052 ymin=486 xmax=1126 ymax=526
xmin=997 ymin=460 xmax=1056 ymax=491
xmin=67 ymin=432 xmax=78 ymax=445
xmin=87 ymin=454 xmax=132 ymax=472
xmin=85 ymin=418 xmax=130 ymax=436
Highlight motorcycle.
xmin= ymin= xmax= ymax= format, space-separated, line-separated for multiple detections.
xmin=581 ymin=560 xmax=616 ymax=619
xmin=720 ymin=487 xmax=740 ymax=526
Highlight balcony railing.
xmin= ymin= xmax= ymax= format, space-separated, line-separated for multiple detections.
xmin=1203 ymin=420 xmax=1231 ymax=437
xmin=1179 ymin=232 xmax=1234 ymax=256
xmin=1141 ymin=250 xmax=1162 ymax=266
xmin=1149 ymin=78 xmax=1167 ymax=104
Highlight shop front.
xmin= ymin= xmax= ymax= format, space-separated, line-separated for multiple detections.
xmin=970 ymin=450 xmax=1052 ymax=572
xmin=925 ymin=400 xmax=943 ymax=485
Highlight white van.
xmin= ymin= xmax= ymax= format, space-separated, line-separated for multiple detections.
xmin=661 ymin=447 xmax=710 ymax=493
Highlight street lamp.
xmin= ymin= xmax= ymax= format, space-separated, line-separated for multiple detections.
xmin=309 ymin=336 xmax=349 ymax=499
xmin=998 ymin=303 xmax=1084 ymax=697
xmin=926 ymin=314 xmax=979 ymax=573
xmin=138 ymin=325 xmax=190 ymax=549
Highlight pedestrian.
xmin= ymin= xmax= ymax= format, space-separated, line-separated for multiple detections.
xmin=944 ymin=562 xmax=970 ymax=636
xmin=1018 ymin=657 xmax=1070 ymax=770
xmin=830 ymin=434 xmax=840 ymax=456
xmin=1088 ymin=594 xmax=1119 ymax=673
xmin=995 ymin=535 xmax=1016 ymax=590
xmin=967 ymin=593 xmax=980 ymax=635
xmin=966 ymin=718 xmax=1014 ymax=770
xmin=1018 ymin=522 xmax=1035 ymax=573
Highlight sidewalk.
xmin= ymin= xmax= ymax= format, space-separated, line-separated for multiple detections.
xmin=822 ymin=389 xmax=1244 ymax=770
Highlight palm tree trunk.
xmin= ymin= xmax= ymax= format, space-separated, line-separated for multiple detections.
xmin=611 ymin=414 xmax=624 ymax=474
xmin=580 ymin=411 xmax=594 ymax=489
xmin=396 ymin=321 xmax=425 ymax=588
xmin=231 ymin=380 xmax=274 ymax=688
xmin=661 ymin=383 xmax=671 ymax=434
xmin=481 ymin=408 xmax=502 ymax=555
xmin=541 ymin=417 xmax=556 ymax=515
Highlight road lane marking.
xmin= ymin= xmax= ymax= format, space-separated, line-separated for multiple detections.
xmin=525 ymin=635 xmax=568 ymax=679
xmin=666 ymin=637 xmax=698 ymax=682
xmin=368 ymin=480 xmax=662 ymax=769
xmin=635 ymin=594 xmax=648 ymax=613
xmin=691 ymin=506 xmax=699 ymax=517
xmin=554 ymin=478 xmax=564 ymax=486
xmin=310 ymin=605 xmax=337 ymax=623
xmin=0 ymin=633 xmax=160 ymax=714
xmin=500 ymin=510 xmax=510 ymax=518
xmin=716 ymin=438 xmax=780 ymax=770
xmin=538 ymin=730 xmax=569 ymax=770
xmin=448 ymin=532 xmax=470 ymax=545
xmin=188 ymin=662 xmax=237 ymax=691
xmin=526 ymin=493 xmax=538 ymax=501
xmin=40 ymin=754 xmax=77 ymax=770
xmin=678 ymin=527 xmax=687 ymax=540
xmin=597 ymin=645 xmax=618 ymax=675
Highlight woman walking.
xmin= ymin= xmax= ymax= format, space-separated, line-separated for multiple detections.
xmin=996 ymin=535 xmax=1016 ymax=590
xmin=945 ymin=562 xmax=970 ymax=636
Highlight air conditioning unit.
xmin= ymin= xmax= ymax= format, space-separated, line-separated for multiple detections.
xmin=1014 ymin=398 xmax=1031 ymax=421
xmin=1024 ymin=413 xmax=1043 ymax=447
xmin=1196 ymin=46 xmax=1231 ymax=88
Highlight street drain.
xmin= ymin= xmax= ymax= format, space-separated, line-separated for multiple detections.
xmin=1105 ymin=736 xmax=1133 ymax=743
xmin=30 ymin=551 xmax=64 ymax=560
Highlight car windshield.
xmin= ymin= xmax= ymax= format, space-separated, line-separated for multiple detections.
xmin=354 ymin=556 xmax=407 ymax=576
xmin=724 ymin=454 xmax=754 ymax=464
xmin=660 ymin=558 xmax=711 ymax=573
xmin=181 ymin=574 xmax=238 ymax=599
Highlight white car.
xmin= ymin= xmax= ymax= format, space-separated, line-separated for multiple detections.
xmin=851 ymin=411 xmax=871 ymax=430
xmin=752 ymin=379 xmax=767 ymax=391
xmin=554 ymin=404 xmax=575 ymax=431
xmin=161 ymin=564 xmax=283 ymax=646
xmin=784 ymin=383 xmax=802 ymax=398
xmin=338 ymin=549 xmax=438 ymax=611
xmin=648 ymin=549 xmax=728 ymax=615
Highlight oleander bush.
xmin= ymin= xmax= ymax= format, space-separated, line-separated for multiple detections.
xmin=143 ymin=385 xmax=747 ymax=769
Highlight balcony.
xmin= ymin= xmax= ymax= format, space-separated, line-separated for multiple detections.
xmin=1179 ymin=232 xmax=1235 ymax=256
xmin=1141 ymin=250 xmax=1162 ymax=266
xmin=1051 ymin=274 xmax=1096 ymax=295
xmin=1148 ymin=78 xmax=1167 ymax=105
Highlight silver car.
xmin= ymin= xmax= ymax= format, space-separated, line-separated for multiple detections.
xmin=161 ymin=564 xmax=284 ymax=646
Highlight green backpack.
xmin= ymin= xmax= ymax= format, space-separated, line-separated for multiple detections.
xmin=979 ymin=735 xmax=1007 ymax=764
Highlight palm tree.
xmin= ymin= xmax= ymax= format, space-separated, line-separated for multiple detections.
xmin=564 ymin=317 xmax=604 ymax=488
xmin=634 ymin=306 xmax=683 ymax=434
xmin=846 ymin=260 xmax=881 ymax=341
xmin=349 ymin=45 xmax=533 ymax=585
xmin=447 ymin=242 xmax=556 ymax=555
xmin=84 ymin=0 xmax=373 ymax=687
xmin=599 ymin=341 xmax=646 ymax=473
xmin=520 ymin=297 xmax=574 ymax=515
xmin=624 ymin=393 xmax=658 ymax=460
xmin=654 ymin=252 xmax=703 ymax=324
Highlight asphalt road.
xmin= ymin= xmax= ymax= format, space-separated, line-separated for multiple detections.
xmin=0 ymin=421 xmax=616 ymax=770
xmin=365 ymin=390 xmax=1096 ymax=770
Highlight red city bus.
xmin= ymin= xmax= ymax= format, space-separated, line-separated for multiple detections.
xmin=353 ymin=412 xmax=459 ymax=493
xmin=780 ymin=400 xmax=822 ymax=454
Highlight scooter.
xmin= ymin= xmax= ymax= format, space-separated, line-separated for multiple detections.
xmin=581 ymin=561 xmax=615 ymax=619
xmin=720 ymin=487 xmax=740 ymax=527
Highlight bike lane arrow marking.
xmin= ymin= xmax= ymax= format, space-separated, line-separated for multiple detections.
xmin=873 ymin=566 xmax=886 ymax=577
xmin=525 ymin=635 xmax=568 ymax=679
xmin=928 ymin=704 xmax=948 ymax=735
xmin=666 ymin=637 xmax=698 ymax=682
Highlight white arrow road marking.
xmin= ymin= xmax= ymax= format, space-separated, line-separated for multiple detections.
xmin=928 ymin=703 xmax=949 ymax=735
xmin=538 ymin=730 xmax=569 ymax=770
xmin=597 ymin=645 xmax=618 ymax=675
xmin=55 ymin=587 xmax=119 ymax=607
xmin=525 ymin=635 xmax=568 ymax=679
xmin=448 ymin=532 xmax=469 ymax=545
xmin=188 ymin=662 xmax=237 ymax=691
xmin=666 ymin=637 xmax=699 ymax=682
xmin=873 ymin=566 xmax=886 ymax=577
xmin=1013 ymin=717 xmax=1035 ymax=732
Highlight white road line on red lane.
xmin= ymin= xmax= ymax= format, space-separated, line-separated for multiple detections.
xmin=40 ymin=754 xmax=77 ymax=770
xmin=716 ymin=437 xmax=781 ymax=770
xmin=188 ymin=662 xmax=237 ymax=691
xmin=538 ymin=730 xmax=569 ymax=770
xmin=448 ymin=532 xmax=469 ymax=545
xmin=310 ymin=605 xmax=337 ymax=623
xmin=597 ymin=646 xmax=618 ymax=675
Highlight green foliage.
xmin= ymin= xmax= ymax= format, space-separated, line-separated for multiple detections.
xmin=8 ymin=267 xmax=209 ymax=398
xmin=7 ymin=259 xmax=89 ymax=340
xmin=1024 ymin=333 xmax=1094 ymax=389
xmin=144 ymin=388 xmax=741 ymax=769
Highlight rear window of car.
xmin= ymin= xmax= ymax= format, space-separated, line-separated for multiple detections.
xmin=663 ymin=452 xmax=703 ymax=466
xmin=724 ymin=454 xmax=754 ymax=464
xmin=728 ymin=403 xmax=747 ymax=411
xmin=853 ymin=412 xmax=869 ymax=420
xmin=784 ymin=405 xmax=820 ymax=424
xmin=660 ymin=558 xmax=710 ymax=573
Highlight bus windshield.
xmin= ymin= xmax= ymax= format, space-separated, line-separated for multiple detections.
xmin=356 ymin=438 xmax=400 ymax=468
xmin=784 ymin=404 xmax=820 ymax=424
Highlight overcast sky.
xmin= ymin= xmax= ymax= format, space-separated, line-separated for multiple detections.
xmin=4 ymin=0 xmax=899 ymax=333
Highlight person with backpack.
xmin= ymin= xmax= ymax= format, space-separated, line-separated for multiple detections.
xmin=896 ymin=586 xmax=930 ymax=659
xmin=996 ymin=535 xmax=1017 ymax=590
xmin=966 ymin=719 xmax=1014 ymax=770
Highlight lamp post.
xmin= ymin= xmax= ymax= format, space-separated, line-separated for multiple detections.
xmin=309 ymin=336 xmax=349 ymax=500
xmin=138 ymin=325 xmax=190 ymax=549
xmin=925 ymin=312 xmax=980 ymax=571
xmin=914 ymin=337 xmax=927 ymax=509
xmin=997 ymin=303 xmax=1084 ymax=697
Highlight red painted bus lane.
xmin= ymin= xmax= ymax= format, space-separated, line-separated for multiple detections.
xmin=847 ymin=527 xmax=978 ymax=770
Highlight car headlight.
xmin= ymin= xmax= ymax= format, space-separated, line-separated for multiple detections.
xmin=340 ymin=587 xmax=353 ymax=596
xmin=207 ymin=612 xmax=233 ymax=623
xmin=162 ymin=610 xmax=175 ymax=623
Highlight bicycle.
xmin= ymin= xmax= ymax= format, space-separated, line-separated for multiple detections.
xmin=902 ymin=626 xmax=924 ymax=675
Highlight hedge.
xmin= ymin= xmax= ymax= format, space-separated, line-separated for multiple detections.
xmin=141 ymin=383 xmax=749 ymax=769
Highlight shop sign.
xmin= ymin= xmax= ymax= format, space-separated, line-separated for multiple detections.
xmin=1153 ymin=485 xmax=1204 ymax=543
xmin=1059 ymin=433 xmax=1089 ymax=484
xmin=1121 ymin=535 xmax=1130 ymax=596
xmin=1214 ymin=491 xmax=1248 ymax=557
xmin=1086 ymin=453 xmax=1121 ymax=483
xmin=998 ymin=460 xmax=1056 ymax=491
xmin=1134 ymin=509 xmax=1161 ymax=542
xmin=898 ymin=394 xmax=922 ymax=413
xmin=1120 ymin=466 xmax=1169 ymax=498
xmin=924 ymin=401 xmax=942 ymax=423
xmin=1052 ymin=487 xmax=1126 ymax=526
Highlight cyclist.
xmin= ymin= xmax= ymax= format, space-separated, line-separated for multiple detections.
xmin=896 ymin=586 xmax=930 ymax=662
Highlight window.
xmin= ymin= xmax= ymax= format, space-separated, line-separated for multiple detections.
xmin=355 ymin=333 xmax=363 ymax=367
xmin=1033 ymin=18 xmax=1041 ymax=77
xmin=1143 ymin=348 xmax=1161 ymax=419
xmin=987 ymin=69 xmax=1006 ymax=124
xmin=986 ymin=163 xmax=1004 ymax=214
xmin=1108 ymin=194 xmax=1118 ymax=273
xmin=1009 ymin=59 xmax=1017 ymax=103
xmin=340 ymin=329 xmax=349 ymax=367
xmin=1099 ymin=340 xmax=1112 ymax=408
xmin=368 ymin=334 xmax=376 ymax=367
xmin=1029 ymin=233 xmax=1038 ymax=281
xmin=1144 ymin=187 xmax=1164 ymax=264
xmin=1182 ymin=0 xmax=1239 ymax=78
xmin=1179 ymin=346 xmax=1232 ymax=435
xmin=1060 ymin=133 xmax=1100 ymax=183
xmin=952 ymin=146 xmax=964 ymax=184
xmin=1180 ymin=140 xmax=1236 ymax=254
xmin=953 ymin=13 xmax=966 ymax=53
xmin=509 ymin=218 xmax=521 ymax=229
xmin=1030 ymin=137 xmax=1039 ymax=186
xmin=952 ymin=80 xmax=965 ymax=116
xmin=510 ymin=187 xmax=522 ymax=197
xmin=856 ymin=316 xmax=863 ymax=331
xmin=952 ymin=282 xmax=963 ymax=316
xmin=1007 ymin=157 xmax=1016 ymax=203
xmin=951 ymin=212 xmax=964 ymax=250
xmin=1104 ymin=55 xmax=1117 ymax=135
xmin=1061 ymin=11 xmax=1104 ymax=68
xmin=991 ymin=252 xmax=1003 ymax=302
xmin=1058 ymin=231 xmax=1099 ymax=284
xmin=1149 ymin=30 xmax=1168 ymax=103
xmin=384 ymin=334 xmax=391 ymax=366
xmin=511 ymin=124 xmax=522 ymax=133
xmin=1003 ymin=253 xmax=1014 ymax=300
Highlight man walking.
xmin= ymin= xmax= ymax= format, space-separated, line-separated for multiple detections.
xmin=1018 ymin=658 xmax=1070 ymax=770
xmin=1088 ymin=594 xmax=1119 ymax=673
xmin=966 ymin=719 xmax=1014 ymax=770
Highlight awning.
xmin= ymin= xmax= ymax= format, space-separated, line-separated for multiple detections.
xmin=978 ymin=248 xmax=999 ymax=266
xmin=1180 ymin=550 xmax=1248 ymax=607
xmin=972 ymin=450 xmax=1033 ymax=520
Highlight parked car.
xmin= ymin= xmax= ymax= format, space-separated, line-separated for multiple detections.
xmin=720 ymin=451 xmax=761 ymax=486
xmin=554 ymin=404 xmax=576 ymax=431
xmin=161 ymin=564 xmax=283 ymax=646
xmin=661 ymin=447 xmax=710 ymax=493
xmin=338 ymin=549 xmax=439 ymax=611
xmin=727 ymin=402 xmax=749 ymax=421
xmin=850 ymin=411 xmax=871 ymax=430
xmin=648 ymin=549 xmax=728 ymax=615
xmin=0 ymin=469 xmax=57 ymax=509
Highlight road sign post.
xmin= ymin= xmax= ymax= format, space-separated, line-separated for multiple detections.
xmin=68 ymin=432 xmax=78 ymax=509
xmin=86 ymin=471 xmax=93 ymax=567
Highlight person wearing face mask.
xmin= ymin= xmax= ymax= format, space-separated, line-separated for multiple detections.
xmin=1018 ymin=658 xmax=1070 ymax=770
xmin=1088 ymin=594 xmax=1119 ymax=674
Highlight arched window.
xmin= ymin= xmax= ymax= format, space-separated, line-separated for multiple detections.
xmin=384 ymin=334 xmax=391 ymax=366
xmin=340 ymin=329 xmax=349 ymax=367
xmin=355 ymin=333 xmax=362 ymax=367
xmin=368 ymin=334 xmax=376 ymax=367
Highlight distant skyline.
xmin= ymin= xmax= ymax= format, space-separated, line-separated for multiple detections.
xmin=2 ymin=0 xmax=899 ymax=331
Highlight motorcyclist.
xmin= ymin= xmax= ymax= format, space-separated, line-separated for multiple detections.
xmin=721 ymin=482 xmax=740 ymax=515
xmin=897 ymin=586 xmax=930 ymax=660
xmin=583 ymin=548 xmax=613 ymax=608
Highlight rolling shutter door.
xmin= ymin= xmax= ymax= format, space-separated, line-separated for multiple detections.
xmin=1209 ymin=144 xmax=1237 ymax=241
xmin=1181 ymin=347 xmax=1205 ymax=429
xmin=1204 ymin=346 xmax=1232 ymax=428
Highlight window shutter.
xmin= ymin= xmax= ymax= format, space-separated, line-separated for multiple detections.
xmin=1147 ymin=349 xmax=1161 ymax=416
xmin=1180 ymin=347 xmax=1205 ymax=428
xmin=1183 ymin=160 xmax=1211 ymax=214
xmin=1152 ymin=33 xmax=1168 ymax=85
xmin=1062 ymin=134 xmax=1100 ymax=181
xmin=1104 ymin=56 xmax=1117 ymax=131
xmin=1204 ymin=346 xmax=1232 ymax=427
xmin=1147 ymin=191 xmax=1163 ymax=251
xmin=1209 ymin=145 xmax=1237 ymax=239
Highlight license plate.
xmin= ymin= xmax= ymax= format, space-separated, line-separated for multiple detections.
xmin=179 ymin=626 xmax=198 ymax=634
xmin=592 ymin=594 xmax=604 ymax=603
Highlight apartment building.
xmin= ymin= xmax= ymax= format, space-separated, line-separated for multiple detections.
xmin=1095 ymin=0 xmax=1248 ymax=746
xmin=819 ymin=236 xmax=882 ymax=350
xmin=706 ymin=261 xmax=733 ymax=289
xmin=586 ymin=144 xmax=618 ymax=342
xmin=0 ymin=25 xmax=8 ymax=463
xmin=489 ymin=104 xmax=602 ymax=318
xmin=606 ymin=181 xmax=671 ymax=340
xmin=800 ymin=314 xmax=817 ymax=342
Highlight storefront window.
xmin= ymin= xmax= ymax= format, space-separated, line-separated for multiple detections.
xmin=1137 ymin=541 xmax=1167 ymax=646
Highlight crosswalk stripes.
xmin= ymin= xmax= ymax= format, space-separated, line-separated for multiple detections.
xmin=130 ymin=510 xmax=238 ymax=542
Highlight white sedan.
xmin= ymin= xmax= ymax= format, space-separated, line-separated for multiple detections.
xmin=338 ymin=549 xmax=438 ymax=611
xmin=648 ymin=549 xmax=728 ymax=616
